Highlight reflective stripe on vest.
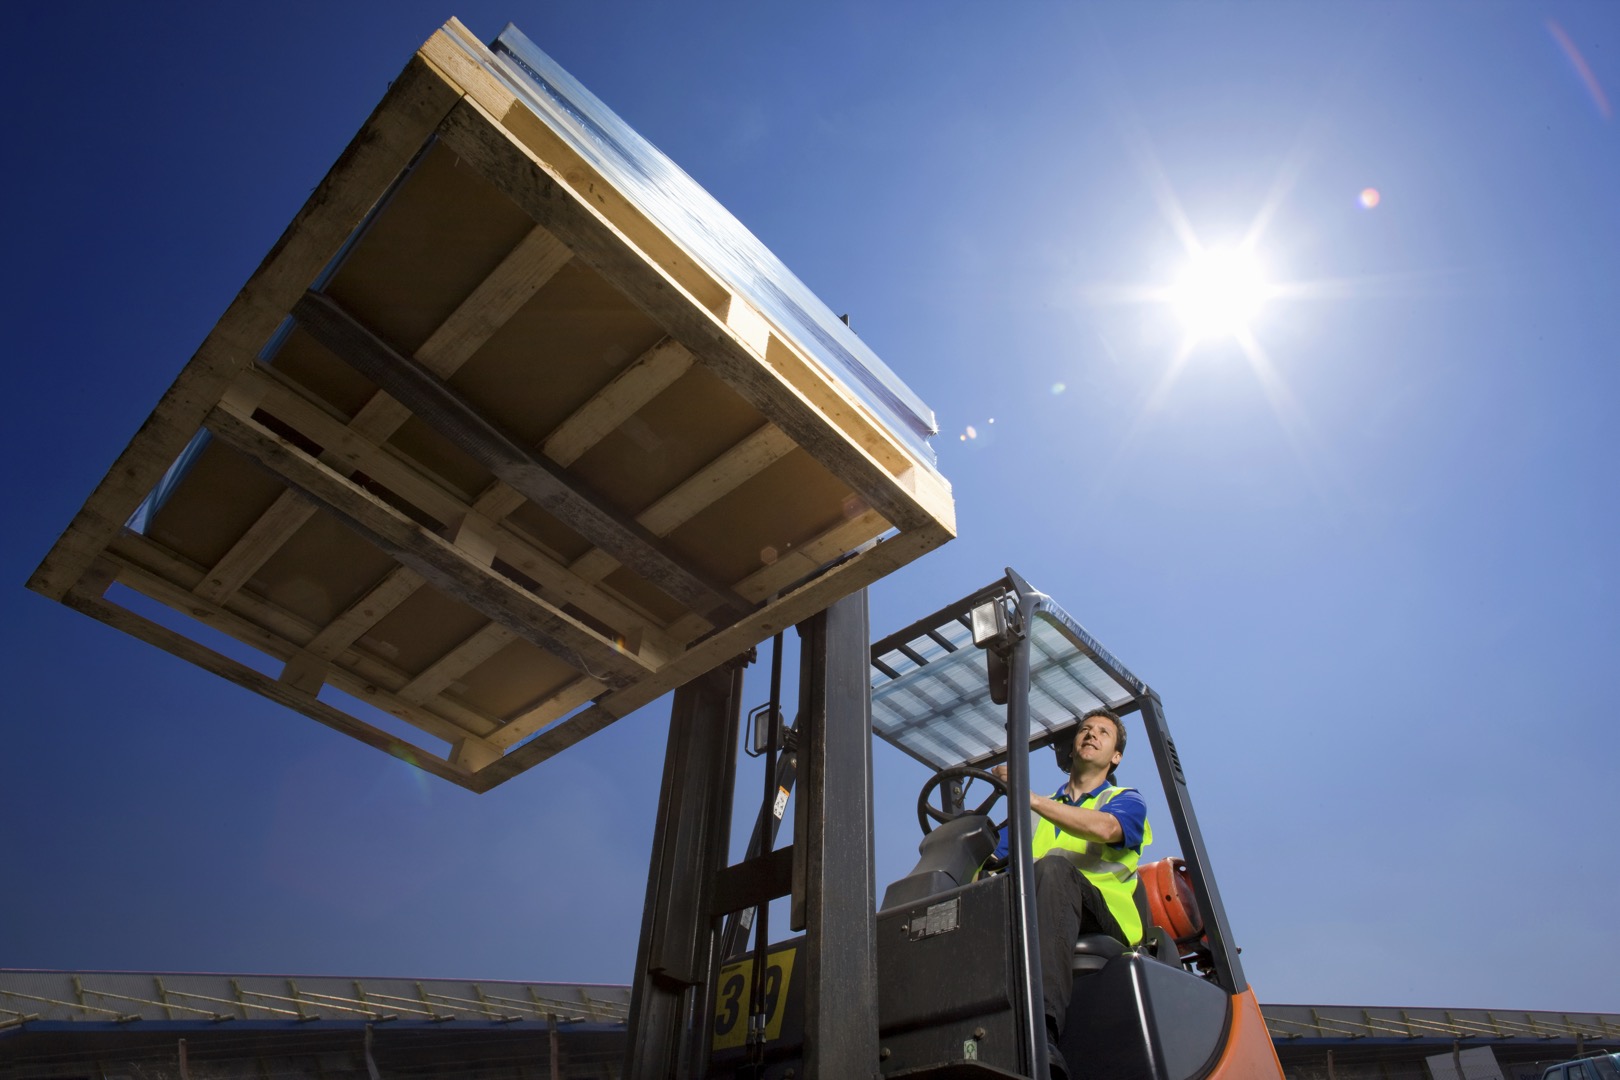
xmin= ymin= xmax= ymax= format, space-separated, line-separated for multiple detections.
xmin=1029 ymin=785 xmax=1153 ymax=945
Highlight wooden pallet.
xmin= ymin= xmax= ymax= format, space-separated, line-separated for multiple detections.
xmin=28 ymin=19 xmax=954 ymax=792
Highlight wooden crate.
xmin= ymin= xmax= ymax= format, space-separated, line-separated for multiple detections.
xmin=27 ymin=19 xmax=953 ymax=792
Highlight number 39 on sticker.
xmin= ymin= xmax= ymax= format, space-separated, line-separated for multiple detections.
xmin=710 ymin=947 xmax=796 ymax=1050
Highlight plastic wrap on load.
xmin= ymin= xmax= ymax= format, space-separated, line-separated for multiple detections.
xmin=458 ymin=24 xmax=940 ymax=468
xmin=127 ymin=430 xmax=211 ymax=534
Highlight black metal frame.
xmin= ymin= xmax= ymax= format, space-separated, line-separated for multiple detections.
xmin=625 ymin=570 xmax=1247 ymax=1079
xmin=998 ymin=568 xmax=1250 ymax=1010
xmin=870 ymin=568 xmax=1252 ymax=1076
xmin=624 ymin=661 xmax=744 ymax=1079
xmin=625 ymin=590 xmax=879 ymax=1080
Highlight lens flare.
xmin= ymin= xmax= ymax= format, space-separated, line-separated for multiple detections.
xmin=1359 ymin=187 xmax=1381 ymax=209
xmin=1549 ymin=20 xmax=1612 ymax=119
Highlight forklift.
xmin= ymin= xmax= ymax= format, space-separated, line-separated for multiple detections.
xmin=624 ymin=569 xmax=1285 ymax=1079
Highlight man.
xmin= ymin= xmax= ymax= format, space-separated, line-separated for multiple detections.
xmin=991 ymin=707 xmax=1151 ymax=1079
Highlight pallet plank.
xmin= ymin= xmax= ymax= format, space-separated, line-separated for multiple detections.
xmin=399 ymin=623 xmax=516 ymax=704
xmin=68 ymin=565 xmax=479 ymax=791
xmin=306 ymin=565 xmax=426 ymax=661
xmin=106 ymin=539 xmax=502 ymax=744
xmin=569 ymin=423 xmax=798 ymax=585
xmin=193 ymin=492 xmax=318 ymax=604
xmin=204 ymin=403 xmax=651 ymax=688
xmin=192 ymin=225 xmax=574 ymax=607
xmin=428 ymin=86 xmax=954 ymax=538
xmin=415 ymin=224 xmax=572 ymax=376
xmin=485 ymin=675 xmax=605 ymax=751
xmin=291 ymin=289 xmax=751 ymax=621
xmin=544 ymin=338 xmax=695 ymax=468
xmin=473 ymin=523 xmax=949 ymax=786
xmin=468 ymin=334 xmax=697 ymax=548
xmin=244 ymin=367 xmax=679 ymax=660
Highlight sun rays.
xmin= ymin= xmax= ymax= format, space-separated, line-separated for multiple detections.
xmin=1067 ymin=128 xmax=1363 ymax=508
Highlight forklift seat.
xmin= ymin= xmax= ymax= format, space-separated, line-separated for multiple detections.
xmin=1072 ymin=858 xmax=1199 ymax=974
xmin=1071 ymin=933 xmax=1127 ymax=973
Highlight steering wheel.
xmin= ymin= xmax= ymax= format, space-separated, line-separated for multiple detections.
xmin=916 ymin=765 xmax=1010 ymax=837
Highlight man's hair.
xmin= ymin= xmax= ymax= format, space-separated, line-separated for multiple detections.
xmin=1054 ymin=706 xmax=1127 ymax=781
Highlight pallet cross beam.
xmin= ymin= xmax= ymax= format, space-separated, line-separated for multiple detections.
xmin=188 ymin=225 xmax=574 ymax=611
xmin=292 ymin=289 xmax=753 ymax=622
xmin=64 ymin=565 xmax=476 ymax=789
xmin=234 ymin=365 xmax=680 ymax=662
xmin=103 ymin=543 xmax=501 ymax=747
xmin=204 ymin=403 xmax=649 ymax=689
xmin=105 ymin=528 xmax=506 ymax=738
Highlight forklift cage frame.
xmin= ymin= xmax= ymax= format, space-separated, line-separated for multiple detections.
xmin=625 ymin=569 xmax=1249 ymax=1079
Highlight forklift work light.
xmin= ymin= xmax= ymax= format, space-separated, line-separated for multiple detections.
xmin=970 ymin=599 xmax=1007 ymax=649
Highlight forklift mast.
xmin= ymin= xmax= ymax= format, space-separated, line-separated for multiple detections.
xmin=625 ymin=592 xmax=879 ymax=1078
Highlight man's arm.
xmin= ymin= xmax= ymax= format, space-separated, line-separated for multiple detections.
xmin=1030 ymin=796 xmax=1123 ymax=844
xmin=989 ymin=765 xmax=1132 ymax=846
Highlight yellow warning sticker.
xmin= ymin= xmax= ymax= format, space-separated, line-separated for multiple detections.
xmin=711 ymin=946 xmax=797 ymax=1050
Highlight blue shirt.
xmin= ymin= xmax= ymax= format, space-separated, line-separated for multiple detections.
xmin=991 ymin=779 xmax=1148 ymax=862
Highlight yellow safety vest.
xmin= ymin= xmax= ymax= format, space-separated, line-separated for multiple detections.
xmin=1029 ymin=785 xmax=1152 ymax=945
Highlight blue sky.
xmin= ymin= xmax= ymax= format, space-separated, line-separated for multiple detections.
xmin=3 ymin=1 xmax=1616 ymax=1016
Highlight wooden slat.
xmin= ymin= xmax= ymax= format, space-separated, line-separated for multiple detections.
xmin=662 ymin=509 xmax=892 ymax=645
xmin=305 ymin=565 xmax=426 ymax=661
xmin=291 ymin=290 xmax=752 ymax=622
xmin=114 ymin=540 xmax=502 ymax=740
xmin=638 ymin=424 xmax=796 ymax=535
xmin=191 ymin=226 xmax=574 ymax=607
xmin=398 ymin=623 xmax=515 ymax=705
xmin=415 ymin=224 xmax=572 ymax=376
xmin=244 ymin=368 xmax=679 ymax=662
xmin=472 ymin=521 xmax=950 ymax=790
xmin=104 ymin=537 xmax=502 ymax=744
xmin=544 ymin=338 xmax=694 ymax=467
xmin=472 ymin=703 xmax=619 ymax=791
xmin=431 ymin=23 xmax=945 ymax=506
xmin=468 ymin=334 xmax=696 ymax=540
xmin=568 ymin=422 xmax=797 ymax=584
xmin=27 ymin=53 xmax=465 ymax=603
xmin=734 ymin=509 xmax=893 ymax=602
xmin=246 ymin=368 xmax=469 ymax=526
xmin=485 ymin=675 xmax=604 ymax=751
xmin=484 ymin=530 xmax=674 ymax=665
xmin=67 ymin=564 xmax=479 ymax=791
xmin=278 ymin=651 xmax=329 ymax=696
xmin=425 ymin=76 xmax=954 ymax=539
xmin=204 ymin=403 xmax=652 ymax=688
xmin=609 ymin=524 xmax=948 ymax=719
xmin=193 ymin=493 xmax=317 ymax=604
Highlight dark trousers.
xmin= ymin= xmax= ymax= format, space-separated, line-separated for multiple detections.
xmin=1034 ymin=854 xmax=1127 ymax=1033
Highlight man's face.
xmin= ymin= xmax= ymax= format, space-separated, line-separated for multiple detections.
xmin=1072 ymin=717 xmax=1122 ymax=775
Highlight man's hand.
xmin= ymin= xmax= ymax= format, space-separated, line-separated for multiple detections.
xmin=992 ymin=764 xmax=1052 ymax=813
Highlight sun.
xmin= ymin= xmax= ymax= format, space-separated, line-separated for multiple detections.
xmin=1166 ymin=246 xmax=1270 ymax=342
